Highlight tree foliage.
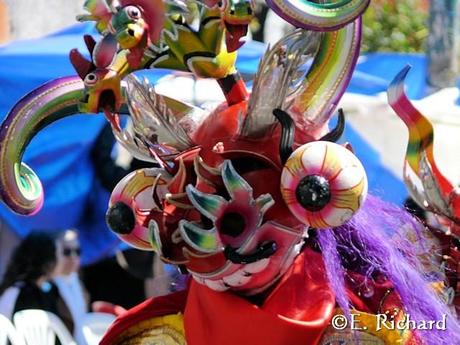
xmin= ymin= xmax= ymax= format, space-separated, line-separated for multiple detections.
xmin=362 ymin=0 xmax=428 ymax=52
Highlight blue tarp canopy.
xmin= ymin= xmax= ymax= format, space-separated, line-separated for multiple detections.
xmin=0 ymin=23 xmax=425 ymax=264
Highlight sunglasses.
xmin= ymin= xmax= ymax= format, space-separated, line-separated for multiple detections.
xmin=63 ymin=247 xmax=81 ymax=257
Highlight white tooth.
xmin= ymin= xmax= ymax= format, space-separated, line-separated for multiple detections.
xmin=222 ymin=270 xmax=252 ymax=287
xmin=243 ymin=258 xmax=270 ymax=274
xmin=204 ymin=279 xmax=229 ymax=292
xmin=192 ymin=275 xmax=206 ymax=285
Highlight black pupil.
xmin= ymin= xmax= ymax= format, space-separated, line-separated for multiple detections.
xmin=295 ymin=175 xmax=331 ymax=212
xmin=220 ymin=212 xmax=246 ymax=237
xmin=88 ymin=74 xmax=95 ymax=80
xmin=106 ymin=201 xmax=136 ymax=235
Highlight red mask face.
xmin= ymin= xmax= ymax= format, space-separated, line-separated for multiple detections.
xmin=107 ymin=135 xmax=368 ymax=295
xmin=107 ymin=134 xmax=307 ymax=295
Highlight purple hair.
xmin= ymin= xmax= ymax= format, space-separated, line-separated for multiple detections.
xmin=318 ymin=194 xmax=460 ymax=345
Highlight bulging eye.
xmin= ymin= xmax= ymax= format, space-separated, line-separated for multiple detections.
xmin=281 ymin=141 xmax=368 ymax=228
xmin=125 ymin=6 xmax=141 ymax=20
xmin=84 ymin=73 xmax=98 ymax=85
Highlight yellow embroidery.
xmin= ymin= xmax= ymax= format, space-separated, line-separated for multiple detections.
xmin=114 ymin=313 xmax=186 ymax=345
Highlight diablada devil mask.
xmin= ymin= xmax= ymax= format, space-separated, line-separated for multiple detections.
xmin=106 ymin=30 xmax=368 ymax=295
xmin=0 ymin=25 xmax=368 ymax=295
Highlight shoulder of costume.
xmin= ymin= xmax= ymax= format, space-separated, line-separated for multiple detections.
xmin=100 ymin=289 xmax=188 ymax=345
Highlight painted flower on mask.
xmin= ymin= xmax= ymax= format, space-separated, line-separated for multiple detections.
xmin=179 ymin=160 xmax=274 ymax=254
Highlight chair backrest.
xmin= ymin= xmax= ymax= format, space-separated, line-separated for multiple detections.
xmin=0 ymin=314 xmax=26 ymax=345
xmin=13 ymin=310 xmax=76 ymax=345
xmin=81 ymin=312 xmax=116 ymax=345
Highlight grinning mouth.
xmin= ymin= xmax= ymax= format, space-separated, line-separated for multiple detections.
xmin=99 ymin=89 xmax=117 ymax=112
xmin=224 ymin=241 xmax=277 ymax=264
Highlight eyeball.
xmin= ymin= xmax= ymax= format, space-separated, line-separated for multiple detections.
xmin=125 ymin=6 xmax=141 ymax=20
xmin=84 ymin=73 xmax=98 ymax=86
xmin=107 ymin=168 xmax=169 ymax=251
xmin=281 ymin=141 xmax=368 ymax=228
xmin=218 ymin=0 xmax=227 ymax=10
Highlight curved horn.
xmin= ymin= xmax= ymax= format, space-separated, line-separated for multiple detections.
xmin=0 ymin=76 xmax=86 ymax=215
xmin=388 ymin=66 xmax=454 ymax=216
xmin=273 ymin=108 xmax=295 ymax=164
xmin=319 ymin=109 xmax=345 ymax=142
xmin=289 ymin=17 xmax=362 ymax=132
xmin=266 ymin=0 xmax=369 ymax=31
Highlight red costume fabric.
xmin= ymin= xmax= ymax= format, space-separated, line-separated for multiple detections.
xmin=100 ymin=246 xmax=414 ymax=345
xmin=184 ymin=248 xmax=335 ymax=345
xmin=101 ymin=248 xmax=337 ymax=345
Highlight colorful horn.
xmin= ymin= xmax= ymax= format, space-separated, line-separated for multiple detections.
xmin=266 ymin=0 xmax=369 ymax=31
xmin=319 ymin=109 xmax=346 ymax=142
xmin=388 ymin=65 xmax=455 ymax=217
xmin=289 ymin=17 xmax=362 ymax=131
xmin=0 ymin=77 xmax=86 ymax=215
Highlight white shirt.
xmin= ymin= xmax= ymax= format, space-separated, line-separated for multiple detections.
xmin=0 ymin=286 xmax=20 ymax=320
xmin=53 ymin=272 xmax=87 ymax=345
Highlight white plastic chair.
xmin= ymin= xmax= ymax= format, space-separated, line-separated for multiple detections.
xmin=0 ymin=314 xmax=26 ymax=345
xmin=13 ymin=310 xmax=76 ymax=345
xmin=81 ymin=312 xmax=116 ymax=345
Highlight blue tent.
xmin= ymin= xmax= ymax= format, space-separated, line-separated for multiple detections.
xmin=0 ymin=23 xmax=421 ymax=264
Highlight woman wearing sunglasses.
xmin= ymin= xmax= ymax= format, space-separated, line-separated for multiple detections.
xmin=53 ymin=229 xmax=89 ymax=345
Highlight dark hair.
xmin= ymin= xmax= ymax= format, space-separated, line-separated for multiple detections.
xmin=0 ymin=232 xmax=57 ymax=294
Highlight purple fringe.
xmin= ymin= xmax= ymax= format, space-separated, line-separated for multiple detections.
xmin=317 ymin=228 xmax=351 ymax=318
xmin=317 ymin=194 xmax=460 ymax=345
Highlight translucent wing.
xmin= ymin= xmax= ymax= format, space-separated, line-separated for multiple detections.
xmin=240 ymin=29 xmax=321 ymax=138
xmin=126 ymin=75 xmax=206 ymax=152
xmin=111 ymin=122 xmax=159 ymax=163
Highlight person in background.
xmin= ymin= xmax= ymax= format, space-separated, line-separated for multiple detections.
xmin=53 ymin=229 xmax=88 ymax=345
xmin=0 ymin=232 xmax=63 ymax=320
